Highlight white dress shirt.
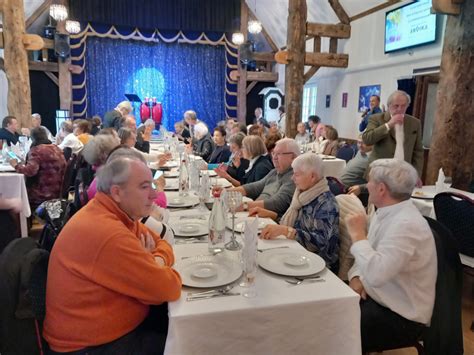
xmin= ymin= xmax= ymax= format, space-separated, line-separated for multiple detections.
xmin=58 ymin=133 xmax=83 ymax=155
xmin=348 ymin=199 xmax=437 ymax=324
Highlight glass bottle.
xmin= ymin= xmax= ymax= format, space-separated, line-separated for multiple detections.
xmin=178 ymin=152 xmax=189 ymax=197
xmin=208 ymin=197 xmax=226 ymax=253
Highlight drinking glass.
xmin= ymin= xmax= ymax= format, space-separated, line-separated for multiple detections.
xmin=223 ymin=190 xmax=242 ymax=250
xmin=198 ymin=173 xmax=210 ymax=212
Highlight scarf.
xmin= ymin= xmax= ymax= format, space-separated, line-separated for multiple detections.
xmin=280 ymin=177 xmax=330 ymax=227
xmin=394 ymin=123 xmax=405 ymax=161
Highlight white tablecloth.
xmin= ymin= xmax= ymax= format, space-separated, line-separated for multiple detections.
xmin=321 ymin=157 xmax=346 ymax=178
xmin=0 ymin=172 xmax=31 ymax=237
xmin=165 ymin=209 xmax=361 ymax=355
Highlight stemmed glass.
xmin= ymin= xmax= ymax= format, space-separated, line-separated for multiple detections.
xmin=198 ymin=173 xmax=210 ymax=212
xmin=223 ymin=190 xmax=242 ymax=250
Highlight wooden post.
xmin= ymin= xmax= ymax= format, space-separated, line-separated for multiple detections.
xmin=56 ymin=20 xmax=73 ymax=113
xmin=426 ymin=0 xmax=473 ymax=189
xmin=2 ymin=0 xmax=32 ymax=129
xmin=285 ymin=0 xmax=307 ymax=138
xmin=237 ymin=0 xmax=248 ymax=123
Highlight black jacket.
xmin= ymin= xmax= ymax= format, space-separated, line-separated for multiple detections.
xmin=102 ymin=110 xmax=122 ymax=131
xmin=227 ymin=158 xmax=249 ymax=184
xmin=0 ymin=128 xmax=20 ymax=146
xmin=242 ymin=155 xmax=273 ymax=184
xmin=193 ymin=133 xmax=214 ymax=162
xmin=208 ymin=145 xmax=231 ymax=165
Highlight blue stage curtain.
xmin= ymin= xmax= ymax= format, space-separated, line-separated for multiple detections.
xmin=84 ymin=36 xmax=226 ymax=130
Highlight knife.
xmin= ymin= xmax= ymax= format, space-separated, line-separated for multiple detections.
xmin=186 ymin=292 xmax=240 ymax=301
xmin=257 ymin=246 xmax=290 ymax=252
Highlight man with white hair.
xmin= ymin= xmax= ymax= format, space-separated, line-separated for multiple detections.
xmin=28 ymin=113 xmax=54 ymax=141
xmin=231 ymin=138 xmax=298 ymax=218
xmin=103 ymin=100 xmax=133 ymax=130
xmin=44 ymin=156 xmax=181 ymax=354
xmin=362 ymin=90 xmax=424 ymax=178
xmin=346 ymin=158 xmax=437 ymax=353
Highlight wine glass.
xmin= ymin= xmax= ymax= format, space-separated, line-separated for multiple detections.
xmin=198 ymin=173 xmax=210 ymax=212
xmin=223 ymin=190 xmax=242 ymax=250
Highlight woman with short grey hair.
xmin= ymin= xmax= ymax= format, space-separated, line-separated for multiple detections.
xmin=186 ymin=122 xmax=214 ymax=162
xmin=82 ymin=135 xmax=120 ymax=167
xmin=253 ymin=152 xmax=340 ymax=272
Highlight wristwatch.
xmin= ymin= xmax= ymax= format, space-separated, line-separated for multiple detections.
xmin=243 ymin=202 xmax=249 ymax=211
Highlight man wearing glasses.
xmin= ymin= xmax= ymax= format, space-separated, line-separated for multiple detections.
xmin=231 ymin=138 xmax=299 ymax=219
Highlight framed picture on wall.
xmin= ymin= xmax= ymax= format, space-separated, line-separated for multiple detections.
xmin=342 ymin=93 xmax=348 ymax=108
xmin=325 ymin=95 xmax=331 ymax=108
xmin=358 ymin=85 xmax=381 ymax=112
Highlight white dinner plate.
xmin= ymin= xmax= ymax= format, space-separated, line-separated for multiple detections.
xmin=258 ymin=249 xmax=326 ymax=277
xmin=166 ymin=193 xmax=199 ymax=208
xmin=164 ymin=179 xmax=179 ymax=191
xmin=170 ymin=219 xmax=208 ymax=237
xmin=202 ymin=170 xmax=217 ymax=177
xmin=227 ymin=218 xmax=276 ymax=233
xmin=176 ymin=255 xmax=242 ymax=288
xmin=411 ymin=187 xmax=435 ymax=200
xmin=164 ymin=161 xmax=179 ymax=168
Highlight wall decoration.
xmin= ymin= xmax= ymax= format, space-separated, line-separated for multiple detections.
xmin=342 ymin=92 xmax=348 ymax=108
xmin=325 ymin=95 xmax=331 ymax=108
xmin=358 ymin=85 xmax=381 ymax=112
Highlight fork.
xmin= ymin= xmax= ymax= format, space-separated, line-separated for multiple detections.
xmin=187 ymin=284 xmax=234 ymax=297
xmin=285 ymin=278 xmax=325 ymax=285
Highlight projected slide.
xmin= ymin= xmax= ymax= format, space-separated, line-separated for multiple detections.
xmin=385 ymin=0 xmax=437 ymax=53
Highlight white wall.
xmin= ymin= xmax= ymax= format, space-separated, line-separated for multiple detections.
xmin=302 ymin=9 xmax=446 ymax=139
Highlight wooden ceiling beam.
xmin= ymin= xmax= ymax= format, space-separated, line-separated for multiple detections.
xmin=304 ymin=66 xmax=320 ymax=83
xmin=246 ymin=81 xmax=258 ymax=95
xmin=306 ymin=22 xmax=350 ymax=39
xmin=29 ymin=60 xmax=59 ymax=72
xmin=26 ymin=0 xmax=52 ymax=29
xmin=276 ymin=50 xmax=348 ymax=68
xmin=252 ymin=51 xmax=276 ymax=62
xmin=328 ymin=0 xmax=350 ymax=24
xmin=44 ymin=71 xmax=59 ymax=86
xmin=350 ymin=0 xmax=406 ymax=22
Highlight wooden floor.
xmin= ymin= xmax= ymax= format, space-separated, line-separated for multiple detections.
xmin=384 ymin=271 xmax=474 ymax=355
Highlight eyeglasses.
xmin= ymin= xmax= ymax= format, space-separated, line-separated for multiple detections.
xmin=271 ymin=152 xmax=294 ymax=158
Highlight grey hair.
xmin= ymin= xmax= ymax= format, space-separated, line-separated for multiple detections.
xmin=144 ymin=118 xmax=155 ymax=127
xmin=387 ymin=90 xmax=411 ymax=107
xmin=292 ymin=152 xmax=323 ymax=178
xmin=369 ymin=159 xmax=418 ymax=200
xmin=96 ymin=157 xmax=139 ymax=193
xmin=275 ymin=138 xmax=301 ymax=157
xmin=82 ymin=135 xmax=120 ymax=166
xmin=32 ymin=113 xmax=41 ymax=121
xmin=193 ymin=122 xmax=208 ymax=139
xmin=107 ymin=147 xmax=146 ymax=164
xmin=60 ymin=120 xmax=73 ymax=133
xmin=229 ymin=132 xmax=246 ymax=148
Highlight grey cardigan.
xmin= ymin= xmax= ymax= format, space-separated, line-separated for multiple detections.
xmin=243 ymin=168 xmax=296 ymax=218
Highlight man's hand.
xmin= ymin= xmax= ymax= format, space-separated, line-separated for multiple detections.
xmin=9 ymin=159 xmax=18 ymax=168
xmin=140 ymin=231 xmax=156 ymax=252
xmin=154 ymin=175 xmax=166 ymax=191
xmin=345 ymin=213 xmax=368 ymax=243
xmin=349 ymin=277 xmax=367 ymax=300
xmin=248 ymin=206 xmax=277 ymax=220
xmin=185 ymin=144 xmax=193 ymax=154
xmin=387 ymin=114 xmax=404 ymax=128
xmin=347 ymin=185 xmax=361 ymax=196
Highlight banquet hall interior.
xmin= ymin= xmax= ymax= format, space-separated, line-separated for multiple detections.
xmin=0 ymin=0 xmax=473 ymax=354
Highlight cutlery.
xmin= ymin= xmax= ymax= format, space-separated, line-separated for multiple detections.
xmin=179 ymin=215 xmax=207 ymax=220
xmin=285 ymin=278 xmax=325 ymax=285
xmin=175 ymin=239 xmax=207 ymax=245
xmin=187 ymin=285 xmax=234 ymax=297
xmin=257 ymin=246 xmax=290 ymax=253
xmin=186 ymin=292 xmax=240 ymax=301
xmin=295 ymin=275 xmax=321 ymax=281
xmin=181 ymin=250 xmax=223 ymax=259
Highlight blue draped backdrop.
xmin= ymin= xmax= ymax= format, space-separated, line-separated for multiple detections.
xmin=84 ymin=36 xmax=226 ymax=130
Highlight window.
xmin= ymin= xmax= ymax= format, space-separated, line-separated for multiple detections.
xmin=301 ymin=86 xmax=318 ymax=122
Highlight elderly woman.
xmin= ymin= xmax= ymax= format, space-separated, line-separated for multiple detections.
xmin=215 ymin=132 xmax=249 ymax=186
xmin=118 ymin=127 xmax=169 ymax=166
xmin=10 ymin=127 xmax=66 ymax=209
xmin=135 ymin=118 xmax=155 ymax=153
xmin=322 ymin=125 xmax=339 ymax=156
xmin=252 ymin=153 xmax=340 ymax=272
xmin=238 ymin=135 xmax=273 ymax=185
xmin=207 ymin=126 xmax=231 ymax=165
xmin=186 ymin=122 xmax=214 ymax=162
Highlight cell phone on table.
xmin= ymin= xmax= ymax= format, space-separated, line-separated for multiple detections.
xmin=152 ymin=170 xmax=163 ymax=189
xmin=7 ymin=151 xmax=22 ymax=163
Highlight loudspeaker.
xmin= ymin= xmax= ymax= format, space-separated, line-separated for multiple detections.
xmin=54 ymin=33 xmax=70 ymax=59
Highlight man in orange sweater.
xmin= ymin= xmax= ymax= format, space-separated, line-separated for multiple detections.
xmin=43 ymin=156 xmax=182 ymax=354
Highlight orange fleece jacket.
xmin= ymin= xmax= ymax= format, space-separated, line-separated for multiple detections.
xmin=43 ymin=193 xmax=182 ymax=352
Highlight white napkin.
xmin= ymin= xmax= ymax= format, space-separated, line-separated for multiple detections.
xmin=435 ymin=168 xmax=446 ymax=193
xmin=242 ymin=217 xmax=259 ymax=272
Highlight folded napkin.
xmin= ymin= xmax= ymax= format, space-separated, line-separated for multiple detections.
xmin=435 ymin=168 xmax=446 ymax=193
xmin=242 ymin=218 xmax=259 ymax=272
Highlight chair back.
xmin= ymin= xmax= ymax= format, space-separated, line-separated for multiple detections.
xmin=434 ymin=192 xmax=474 ymax=257
xmin=336 ymin=144 xmax=356 ymax=162
xmin=326 ymin=176 xmax=347 ymax=196
xmin=423 ymin=217 xmax=464 ymax=355
xmin=60 ymin=153 xmax=78 ymax=199
xmin=62 ymin=147 xmax=72 ymax=161
xmin=335 ymin=194 xmax=366 ymax=280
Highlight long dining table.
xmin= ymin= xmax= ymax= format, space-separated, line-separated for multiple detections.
xmin=163 ymin=194 xmax=361 ymax=355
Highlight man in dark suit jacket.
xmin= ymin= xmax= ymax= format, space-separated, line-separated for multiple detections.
xmin=362 ymin=90 xmax=424 ymax=178
xmin=0 ymin=116 xmax=21 ymax=146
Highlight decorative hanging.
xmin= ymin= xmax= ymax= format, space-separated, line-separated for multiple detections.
xmin=65 ymin=20 xmax=81 ymax=34
xmin=232 ymin=32 xmax=245 ymax=45
xmin=49 ymin=4 xmax=68 ymax=21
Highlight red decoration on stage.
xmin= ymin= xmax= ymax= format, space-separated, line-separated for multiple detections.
xmin=140 ymin=97 xmax=163 ymax=125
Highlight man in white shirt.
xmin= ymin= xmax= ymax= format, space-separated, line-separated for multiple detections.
xmin=346 ymin=158 xmax=437 ymax=353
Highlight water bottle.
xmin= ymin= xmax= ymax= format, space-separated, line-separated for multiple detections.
xmin=208 ymin=197 xmax=226 ymax=253
xmin=178 ymin=152 xmax=189 ymax=197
